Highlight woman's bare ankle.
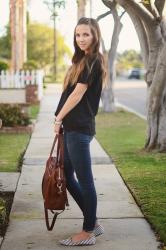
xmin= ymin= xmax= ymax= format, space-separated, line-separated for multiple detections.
xmin=72 ymin=231 xmax=92 ymax=242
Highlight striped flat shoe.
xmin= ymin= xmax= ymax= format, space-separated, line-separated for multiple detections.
xmin=59 ymin=235 xmax=96 ymax=246
xmin=94 ymin=224 xmax=104 ymax=237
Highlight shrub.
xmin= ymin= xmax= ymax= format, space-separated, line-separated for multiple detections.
xmin=0 ymin=104 xmax=30 ymax=127
xmin=0 ymin=61 xmax=9 ymax=72
xmin=22 ymin=60 xmax=38 ymax=70
xmin=0 ymin=198 xmax=6 ymax=224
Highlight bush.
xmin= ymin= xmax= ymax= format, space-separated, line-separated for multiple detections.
xmin=0 ymin=61 xmax=9 ymax=72
xmin=0 ymin=198 xmax=6 ymax=224
xmin=22 ymin=60 xmax=39 ymax=70
xmin=0 ymin=104 xmax=30 ymax=127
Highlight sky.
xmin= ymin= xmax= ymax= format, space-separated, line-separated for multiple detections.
xmin=0 ymin=0 xmax=140 ymax=53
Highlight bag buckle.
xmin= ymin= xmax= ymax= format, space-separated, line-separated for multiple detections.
xmin=57 ymin=183 xmax=63 ymax=194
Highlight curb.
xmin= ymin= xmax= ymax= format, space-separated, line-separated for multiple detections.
xmin=115 ymin=101 xmax=146 ymax=120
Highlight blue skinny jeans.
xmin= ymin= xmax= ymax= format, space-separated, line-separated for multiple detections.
xmin=64 ymin=131 xmax=97 ymax=232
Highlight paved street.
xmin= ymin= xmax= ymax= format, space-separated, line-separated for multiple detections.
xmin=114 ymin=79 xmax=147 ymax=117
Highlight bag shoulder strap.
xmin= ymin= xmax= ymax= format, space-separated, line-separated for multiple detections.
xmin=49 ymin=135 xmax=58 ymax=157
xmin=50 ymin=127 xmax=64 ymax=159
xmin=44 ymin=207 xmax=64 ymax=231
xmin=50 ymin=132 xmax=64 ymax=168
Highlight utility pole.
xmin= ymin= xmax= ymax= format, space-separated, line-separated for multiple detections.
xmin=44 ymin=0 xmax=65 ymax=81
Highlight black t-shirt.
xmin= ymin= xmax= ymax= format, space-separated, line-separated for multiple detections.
xmin=55 ymin=58 xmax=102 ymax=135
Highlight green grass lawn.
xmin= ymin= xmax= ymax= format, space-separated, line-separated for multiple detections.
xmin=96 ymin=110 xmax=166 ymax=246
xmin=0 ymin=104 xmax=39 ymax=172
xmin=0 ymin=134 xmax=30 ymax=172
xmin=0 ymin=103 xmax=40 ymax=234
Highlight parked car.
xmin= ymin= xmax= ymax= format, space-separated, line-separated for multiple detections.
xmin=128 ymin=68 xmax=141 ymax=79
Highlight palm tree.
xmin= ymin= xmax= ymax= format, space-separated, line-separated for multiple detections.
xmin=76 ymin=0 xmax=88 ymax=20
xmin=10 ymin=0 xmax=27 ymax=70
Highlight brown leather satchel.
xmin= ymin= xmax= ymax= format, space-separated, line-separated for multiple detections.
xmin=42 ymin=129 xmax=69 ymax=231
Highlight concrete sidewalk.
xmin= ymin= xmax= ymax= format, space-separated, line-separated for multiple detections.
xmin=1 ymin=84 xmax=160 ymax=250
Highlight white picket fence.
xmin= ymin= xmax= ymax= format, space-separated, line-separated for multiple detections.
xmin=0 ymin=70 xmax=44 ymax=100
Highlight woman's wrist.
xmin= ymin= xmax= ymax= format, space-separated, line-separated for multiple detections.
xmin=54 ymin=116 xmax=62 ymax=125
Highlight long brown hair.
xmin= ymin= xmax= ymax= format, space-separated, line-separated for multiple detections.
xmin=63 ymin=17 xmax=107 ymax=90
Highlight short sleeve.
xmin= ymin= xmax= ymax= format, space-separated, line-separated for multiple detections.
xmin=77 ymin=59 xmax=102 ymax=86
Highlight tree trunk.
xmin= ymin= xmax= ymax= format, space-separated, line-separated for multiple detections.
xmin=100 ymin=2 xmax=123 ymax=112
xmin=101 ymin=13 xmax=123 ymax=112
xmin=116 ymin=0 xmax=166 ymax=152
xmin=10 ymin=0 xmax=27 ymax=71
xmin=146 ymin=40 xmax=166 ymax=152
xmin=77 ymin=0 xmax=87 ymax=20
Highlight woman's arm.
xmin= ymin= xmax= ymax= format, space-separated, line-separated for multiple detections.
xmin=54 ymin=83 xmax=88 ymax=133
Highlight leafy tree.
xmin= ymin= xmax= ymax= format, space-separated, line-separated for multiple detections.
xmin=0 ymin=25 xmax=11 ymax=59
xmin=27 ymin=22 xmax=71 ymax=69
xmin=116 ymin=50 xmax=144 ymax=73
xmin=0 ymin=22 xmax=72 ymax=78
xmin=0 ymin=61 xmax=9 ymax=72
xmin=22 ymin=60 xmax=39 ymax=70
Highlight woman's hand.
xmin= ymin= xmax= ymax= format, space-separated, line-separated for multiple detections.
xmin=54 ymin=117 xmax=62 ymax=134
xmin=54 ymin=123 xmax=61 ymax=134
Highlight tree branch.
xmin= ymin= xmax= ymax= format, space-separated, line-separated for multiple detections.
xmin=101 ymin=0 xmax=125 ymax=20
xmin=113 ymin=1 xmax=149 ymax=68
xmin=96 ymin=10 xmax=112 ymax=22
xmin=149 ymin=0 xmax=160 ymax=18
xmin=140 ymin=0 xmax=160 ymax=20
xmin=96 ymin=10 xmax=111 ymax=53
xmin=116 ymin=0 xmax=155 ymax=25
xmin=101 ymin=38 xmax=106 ymax=53
xmin=110 ymin=7 xmax=123 ymax=55
xmin=120 ymin=10 xmax=126 ymax=19
xmin=102 ymin=0 xmax=116 ymax=9
xmin=126 ymin=8 xmax=149 ymax=69
xmin=160 ymin=17 xmax=166 ymax=41
xmin=155 ymin=0 xmax=166 ymax=17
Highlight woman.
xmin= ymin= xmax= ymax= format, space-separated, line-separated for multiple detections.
xmin=54 ymin=17 xmax=106 ymax=246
